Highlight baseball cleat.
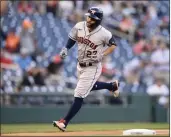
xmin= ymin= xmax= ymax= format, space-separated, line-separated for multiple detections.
xmin=111 ymin=80 xmax=120 ymax=97
xmin=53 ymin=119 xmax=66 ymax=132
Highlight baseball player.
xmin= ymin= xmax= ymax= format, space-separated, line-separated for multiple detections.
xmin=53 ymin=7 xmax=119 ymax=132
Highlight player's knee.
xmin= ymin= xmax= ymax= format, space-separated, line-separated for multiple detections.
xmin=74 ymin=92 xmax=84 ymax=98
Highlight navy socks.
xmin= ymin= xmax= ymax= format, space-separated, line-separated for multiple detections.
xmin=64 ymin=97 xmax=83 ymax=126
xmin=63 ymin=81 xmax=114 ymax=126
xmin=91 ymin=81 xmax=113 ymax=91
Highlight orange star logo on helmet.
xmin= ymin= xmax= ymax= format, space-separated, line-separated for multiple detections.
xmin=91 ymin=10 xmax=96 ymax=14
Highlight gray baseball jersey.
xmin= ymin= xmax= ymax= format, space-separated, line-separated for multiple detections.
xmin=68 ymin=21 xmax=114 ymax=98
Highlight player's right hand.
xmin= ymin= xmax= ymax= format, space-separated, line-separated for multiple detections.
xmin=60 ymin=47 xmax=68 ymax=59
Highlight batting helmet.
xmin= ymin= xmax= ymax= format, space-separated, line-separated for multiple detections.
xmin=85 ymin=7 xmax=103 ymax=27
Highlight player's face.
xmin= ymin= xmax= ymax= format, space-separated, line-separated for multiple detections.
xmin=86 ymin=16 xmax=96 ymax=28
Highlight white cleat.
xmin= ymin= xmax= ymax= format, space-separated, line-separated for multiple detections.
xmin=111 ymin=80 xmax=120 ymax=97
xmin=53 ymin=119 xmax=66 ymax=132
xmin=114 ymin=89 xmax=119 ymax=97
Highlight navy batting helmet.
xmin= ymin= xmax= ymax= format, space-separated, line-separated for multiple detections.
xmin=85 ymin=7 xmax=103 ymax=27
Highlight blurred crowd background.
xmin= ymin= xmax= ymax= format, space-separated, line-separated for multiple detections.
xmin=0 ymin=0 xmax=169 ymax=107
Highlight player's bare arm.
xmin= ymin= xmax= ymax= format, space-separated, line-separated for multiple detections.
xmin=103 ymin=45 xmax=116 ymax=56
xmin=101 ymin=33 xmax=117 ymax=59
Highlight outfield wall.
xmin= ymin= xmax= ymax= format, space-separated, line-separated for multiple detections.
xmin=1 ymin=94 xmax=168 ymax=123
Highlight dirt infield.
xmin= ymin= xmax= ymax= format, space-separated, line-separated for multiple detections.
xmin=2 ymin=129 xmax=169 ymax=136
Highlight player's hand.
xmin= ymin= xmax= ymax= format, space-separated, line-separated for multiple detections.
xmin=60 ymin=47 xmax=68 ymax=59
xmin=91 ymin=53 xmax=104 ymax=63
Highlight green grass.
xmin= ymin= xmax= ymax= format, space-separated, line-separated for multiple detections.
xmin=1 ymin=123 xmax=169 ymax=134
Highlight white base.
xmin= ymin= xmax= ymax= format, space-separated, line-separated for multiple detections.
xmin=123 ymin=129 xmax=156 ymax=136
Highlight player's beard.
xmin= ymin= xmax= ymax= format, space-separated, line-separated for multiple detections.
xmin=86 ymin=22 xmax=97 ymax=30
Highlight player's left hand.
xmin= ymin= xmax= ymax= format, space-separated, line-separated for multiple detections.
xmin=91 ymin=53 xmax=104 ymax=63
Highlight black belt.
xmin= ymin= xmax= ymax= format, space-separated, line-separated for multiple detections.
xmin=79 ymin=62 xmax=92 ymax=67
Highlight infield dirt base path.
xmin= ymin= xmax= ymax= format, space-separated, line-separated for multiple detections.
xmin=2 ymin=129 xmax=169 ymax=136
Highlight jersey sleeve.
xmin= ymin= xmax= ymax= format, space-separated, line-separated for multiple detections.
xmin=68 ymin=22 xmax=80 ymax=41
xmin=104 ymin=30 xmax=117 ymax=47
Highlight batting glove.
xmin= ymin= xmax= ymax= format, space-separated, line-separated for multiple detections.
xmin=60 ymin=47 xmax=68 ymax=59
